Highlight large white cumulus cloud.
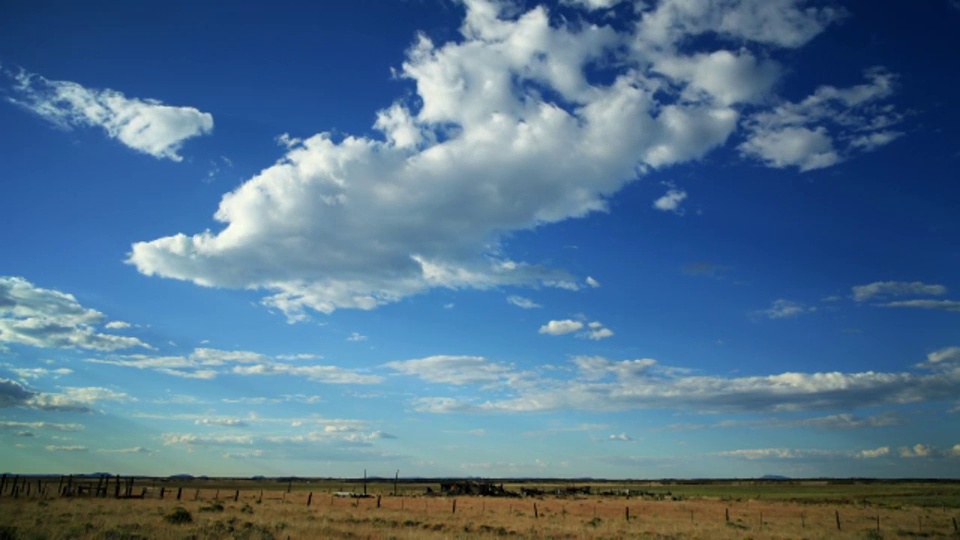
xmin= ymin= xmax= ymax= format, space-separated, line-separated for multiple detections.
xmin=129 ymin=0 xmax=896 ymax=319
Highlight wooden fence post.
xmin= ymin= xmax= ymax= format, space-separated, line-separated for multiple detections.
xmin=160 ymin=487 xmax=165 ymax=499
xmin=307 ymin=492 xmax=313 ymax=507
xmin=835 ymin=510 xmax=841 ymax=531
xmin=725 ymin=508 xmax=729 ymax=523
xmin=452 ymin=499 xmax=457 ymax=514
xmin=176 ymin=487 xmax=182 ymax=500
xmin=234 ymin=490 xmax=239 ymax=502
xmin=377 ymin=495 xmax=381 ymax=508
xmin=625 ymin=507 xmax=630 ymax=521
xmin=1 ymin=474 xmax=7 ymax=497
xmin=534 ymin=503 xmax=539 ymax=519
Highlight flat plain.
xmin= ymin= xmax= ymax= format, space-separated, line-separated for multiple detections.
xmin=1 ymin=477 xmax=958 ymax=539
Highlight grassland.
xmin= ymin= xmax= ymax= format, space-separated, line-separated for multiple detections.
xmin=1 ymin=477 xmax=959 ymax=539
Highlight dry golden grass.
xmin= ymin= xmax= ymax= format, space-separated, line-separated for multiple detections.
xmin=2 ymin=485 xmax=959 ymax=539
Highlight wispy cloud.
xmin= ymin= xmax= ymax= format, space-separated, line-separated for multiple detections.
xmin=883 ymin=299 xmax=960 ymax=312
xmin=403 ymin=346 xmax=960 ymax=415
xmin=507 ymin=295 xmax=541 ymax=309
xmin=89 ymin=347 xmax=381 ymax=384
xmin=4 ymin=68 xmax=212 ymax=161
xmin=852 ymin=281 xmax=947 ymax=302
xmin=740 ymin=68 xmax=901 ymax=171
xmin=347 ymin=332 xmax=368 ymax=342
xmin=539 ymin=319 xmax=584 ymax=335
xmin=753 ymin=299 xmax=815 ymax=320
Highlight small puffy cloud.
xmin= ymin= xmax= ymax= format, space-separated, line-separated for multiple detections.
xmin=5 ymin=68 xmax=212 ymax=161
xmin=585 ymin=276 xmax=600 ymax=288
xmin=856 ymin=446 xmax=890 ymax=459
xmin=740 ymin=68 xmax=900 ymax=171
xmin=104 ymin=321 xmax=132 ymax=330
xmin=507 ymin=295 xmax=541 ymax=309
xmin=585 ymin=321 xmax=614 ymax=340
xmin=608 ymin=432 xmax=633 ymax=442
xmin=653 ymin=189 xmax=687 ymax=213
xmin=0 ymin=276 xmax=150 ymax=351
xmin=899 ymin=443 xmax=932 ymax=458
xmin=753 ymin=299 xmax=815 ymax=320
xmin=539 ymin=319 xmax=584 ymax=335
xmin=347 ymin=332 xmax=368 ymax=342
xmin=852 ymin=281 xmax=947 ymax=302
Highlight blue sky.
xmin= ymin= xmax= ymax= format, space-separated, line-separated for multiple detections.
xmin=1 ymin=0 xmax=959 ymax=478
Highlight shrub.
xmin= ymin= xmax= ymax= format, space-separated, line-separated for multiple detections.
xmin=164 ymin=507 xmax=193 ymax=524
xmin=199 ymin=502 xmax=224 ymax=512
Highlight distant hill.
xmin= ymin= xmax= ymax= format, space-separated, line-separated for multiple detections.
xmin=760 ymin=475 xmax=791 ymax=480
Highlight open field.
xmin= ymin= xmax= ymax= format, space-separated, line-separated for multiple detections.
xmin=1 ymin=478 xmax=959 ymax=539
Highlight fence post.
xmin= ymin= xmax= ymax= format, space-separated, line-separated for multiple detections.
xmin=235 ymin=490 xmax=239 ymax=502
xmin=725 ymin=508 xmax=729 ymax=523
xmin=377 ymin=495 xmax=381 ymax=508
xmin=452 ymin=499 xmax=457 ymax=514
xmin=160 ymin=487 xmax=165 ymax=499
xmin=835 ymin=510 xmax=841 ymax=531
xmin=625 ymin=507 xmax=630 ymax=521
xmin=534 ymin=503 xmax=539 ymax=519
xmin=1 ymin=474 xmax=7 ymax=497
xmin=307 ymin=492 xmax=313 ymax=507
xmin=176 ymin=487 xmax=182 ymax=500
